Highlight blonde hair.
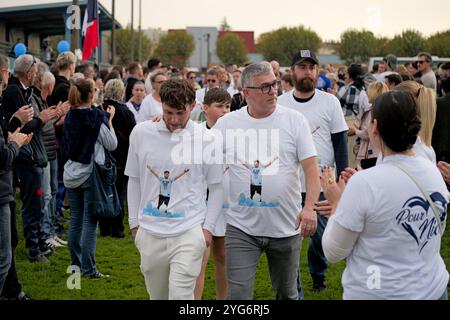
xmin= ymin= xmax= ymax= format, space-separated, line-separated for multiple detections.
xmin=68 ymin=78 xmax=95 ymax=108
xmin=396 ymin=64 xmax=408 ymax=74
xmin=367 ymin=82 xmax=389 ymax=104
xmin=394 ymin=81 xmax=436 ymax=147
xmin=56 ymin=51 xmax=77 ymax=71
xmin=104 ymin=79 xmax=125 ymax=101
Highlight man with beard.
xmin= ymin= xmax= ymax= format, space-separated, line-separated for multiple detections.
xmin=278 ymin=50 xmax=348 ymax=295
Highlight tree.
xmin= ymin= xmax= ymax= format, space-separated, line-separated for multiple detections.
xmin=256 ymin=26 xmax=322 ymax=66
xmin=216 ymin=33 xmax=248 ymax=66
xmin=110 ymin=27 xmax=153 ymax=66
xmin=426 ymin=30 xmax=450 ymax=57
xmin=220 ymin=17 xmax=231 ymax=32
xmin=337 ymin=29 xmax=377 ymax=63
xmin=386 ymin=30 xmax=426 ymax=57
xmin=153 ymin=31 xmax=195 ymax=68
xmin=372 ymin=37 xmax=391 ymax=57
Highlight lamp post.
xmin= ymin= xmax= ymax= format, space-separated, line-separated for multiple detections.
xmin=138 ymin=0 xmax=142 ymax=63
xmin=111 ymin=0 xmax=115 ymax=64
xmin=130 ymin=0 xmax=134 ymax=62
xmin=198 ymin=37 xmax=203 ymax=70
xmin=205 ymin=33 xmax=211 ymax=68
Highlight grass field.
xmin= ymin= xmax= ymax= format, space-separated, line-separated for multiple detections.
xmin=12 ymin=206 xmax=450 ymax=300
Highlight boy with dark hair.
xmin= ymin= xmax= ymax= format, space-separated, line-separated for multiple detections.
xmin=126 ymin=79 xmax=223 ymax=300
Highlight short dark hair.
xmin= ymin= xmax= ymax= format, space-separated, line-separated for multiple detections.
xmin=127 ymin=62 xmax=140 ymax=74
xmin=204 ymin=88 xmax=231 ymax=106
xmin=147 ymin=58 xmax=161 ymax=70
xmin=441 ymin=77 xmax=450 ymax=94
xmin=372 ymin=91 xmax=421 ymax=152
xmin=75 ymin=62 xmax=94 ymax=77
xmin=441 ymin=62 xmax=450 ymax=70
xmin=159 ymin=79 xmax=195 ymax=110
xmin=385 ymin=73 xmax=403 ymax=86
xmin=186 ymin=71 xmax=196 ymax=78
xmin=164 ymin=171 xmax=170 ymax=174
xmin=418 ymin=52 xmax=432 ymax=63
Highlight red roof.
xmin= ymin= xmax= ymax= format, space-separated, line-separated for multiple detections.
xmin=219 ymin=31 xmax=256 ymax=53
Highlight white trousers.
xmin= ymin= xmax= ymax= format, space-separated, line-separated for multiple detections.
xmin=135 ymin=224 xmax=206 ymax=300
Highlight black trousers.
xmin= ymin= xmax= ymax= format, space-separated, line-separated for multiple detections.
xmin=250 ymin=185 xmax=262 ymax=199
xmin=98 ymin=169 xmax=128 ymax=237
xmin=15 ymin=163 xmax=45 ymax=258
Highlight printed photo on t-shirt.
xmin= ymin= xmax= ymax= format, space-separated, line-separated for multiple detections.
xmin=238 ymin=157 xmax=280 ymax=207
xmin=143 ymin=165 xmax=190 ymax=217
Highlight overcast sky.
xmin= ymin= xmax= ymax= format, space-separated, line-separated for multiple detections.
xmin=1 ymin=0 xmax=449 ymax=41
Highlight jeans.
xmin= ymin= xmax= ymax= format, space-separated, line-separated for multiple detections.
xmin=1 ymin=199 xmax=22 ymax=299
xmin=297 ymin=193 xmax=328 ymax=298
xmin=55 ymin=150 xmax=67 ymax=219
xmin=15 ymin=163 xmax=46 ymax=258
xmin=41 ymin=159 xmax=58 ymax=240
xmin=67 ymin=179 xmax=99 ymax=276
xmin=0 ymin=203 xmax=12 ymax=293
xmin=225 ymin=224 xmax=300 ymax=300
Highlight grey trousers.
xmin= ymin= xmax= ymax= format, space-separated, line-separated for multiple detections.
xmin=225 ymin=224 xmax=300 ymax=300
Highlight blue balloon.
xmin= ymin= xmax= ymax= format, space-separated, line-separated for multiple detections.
xmin=57 ymin=40 xmax=70 ymax=53
xmin=14 ymin=43 xmax=27 ymax=57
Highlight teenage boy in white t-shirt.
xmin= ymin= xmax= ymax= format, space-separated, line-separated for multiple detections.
xmin=278 ymin=50 xmax=348 ymax=294
xmin=126 ymin=79 xmax=224 ymax=300
xmin=214 ymin=62 xmax=321 ymax=300
xmin=194 ymin=88 xmax=231 ymax=300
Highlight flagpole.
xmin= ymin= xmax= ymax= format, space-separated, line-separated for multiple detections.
xmin=71 ymin=0 xmax=80 ymax=53
xmin=131 ymin=0 xmax=134 ymax=63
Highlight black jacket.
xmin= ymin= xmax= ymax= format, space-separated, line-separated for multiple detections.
xmin=0 ymin=105 xmax=20 ymax=204
xmin=50 ymin=75 xmax=71 ymax=142
xmin=2 ymin=76 xmax=47 ymax=167
xmin=103 ymin=99 xmax=136 ymax=169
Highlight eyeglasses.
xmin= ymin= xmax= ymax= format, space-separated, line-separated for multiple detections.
xmin=189 ymin=76 xmax=196 ymax=80
xmin=246 ymin=81 xmax=278 ymax=94
xmin=207 ymin=79 xmax=217 ymax=83
xmin=417 ymin=60 xmax=428 ymax=65
xmin=26 ymin=56 xmax=36 ymax=73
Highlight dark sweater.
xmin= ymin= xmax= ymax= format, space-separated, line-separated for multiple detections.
xmin=50 ymin=75 xmax=71 ymax=143
xmin=432 ymin=94 xmax=450 ymax=162
xmin=103 ymin=99 xmax=136 ymax=169
xmin=33 ymin=87 xmax=58 ymax=161
xmin=61 ymin=107 xmax=109 ymax=164
xmin=0 ymin=125 xmax=20 ymax=205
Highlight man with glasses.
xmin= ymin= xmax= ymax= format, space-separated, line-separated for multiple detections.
xmin=2 ymin=55 xmax=59 ymax=263
xmin=278 ymin=50 xmax=348 ymax=295
xmin=214 ymin=61 xmax=320 ymax=299
xmin=192 ymin=68 xmax=221 ymax=122
xmin=417 ymin=52 xmax=437 ymax=92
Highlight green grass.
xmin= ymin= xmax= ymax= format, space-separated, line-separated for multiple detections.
xmin=13 ymin=205 xmax=449 ymax=300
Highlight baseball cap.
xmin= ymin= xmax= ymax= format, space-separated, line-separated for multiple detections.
xmin=384 ymin=54 xmax=398 ymax=70
xmin=292 ymin=50 xmax=319 ymax=66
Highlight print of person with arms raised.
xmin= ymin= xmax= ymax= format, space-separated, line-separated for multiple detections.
xmin=241 ymin=156 xmax=278 ymax=202
xmin=146 ymin=165 xmax=190 ymax=212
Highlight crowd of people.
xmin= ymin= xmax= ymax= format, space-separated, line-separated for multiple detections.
xmin=0 ymin=47 xmax=449 ymax=300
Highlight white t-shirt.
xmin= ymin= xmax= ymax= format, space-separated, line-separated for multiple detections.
xmin=214 ymin=105 xmax=317 ymax=238
xmin=200 ymin=121 xmax=229 ymax=237
xmin=139 ymin=94 xmax=162 ymax=122
xmin=278 ymin=89 xmax=348 ymax=191
xmin=196 ymin=87 xmax=207 ymax=104
xmin=126 ymin=101 xmax=148 ymax=124
xmin=330 ymin=154 xmax=449 ymax=300
xmin=377 ymin=137 xmax=437 ymax=165
xmin=125 ymin=119 xmax=223 ymax=237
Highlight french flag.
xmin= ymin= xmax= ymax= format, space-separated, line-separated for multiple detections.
xmin=82 ymin=0 xmax=99 ymax=61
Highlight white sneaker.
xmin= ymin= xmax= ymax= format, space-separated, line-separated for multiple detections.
xmin=45 ymin=238 xmax=63 ymax=248
xmin=54 ymin=236 xmax=68 ymax=245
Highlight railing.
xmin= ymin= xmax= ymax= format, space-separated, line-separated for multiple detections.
xmin=0 ymin=40 xmax=44 ymax=59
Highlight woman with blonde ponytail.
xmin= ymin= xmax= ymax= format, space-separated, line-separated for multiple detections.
xmin=394 ymin=80 xmax=437 ymax=163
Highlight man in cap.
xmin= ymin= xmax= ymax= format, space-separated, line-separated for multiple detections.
xmin=278 ymin=49 xmax=348 ymax=295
